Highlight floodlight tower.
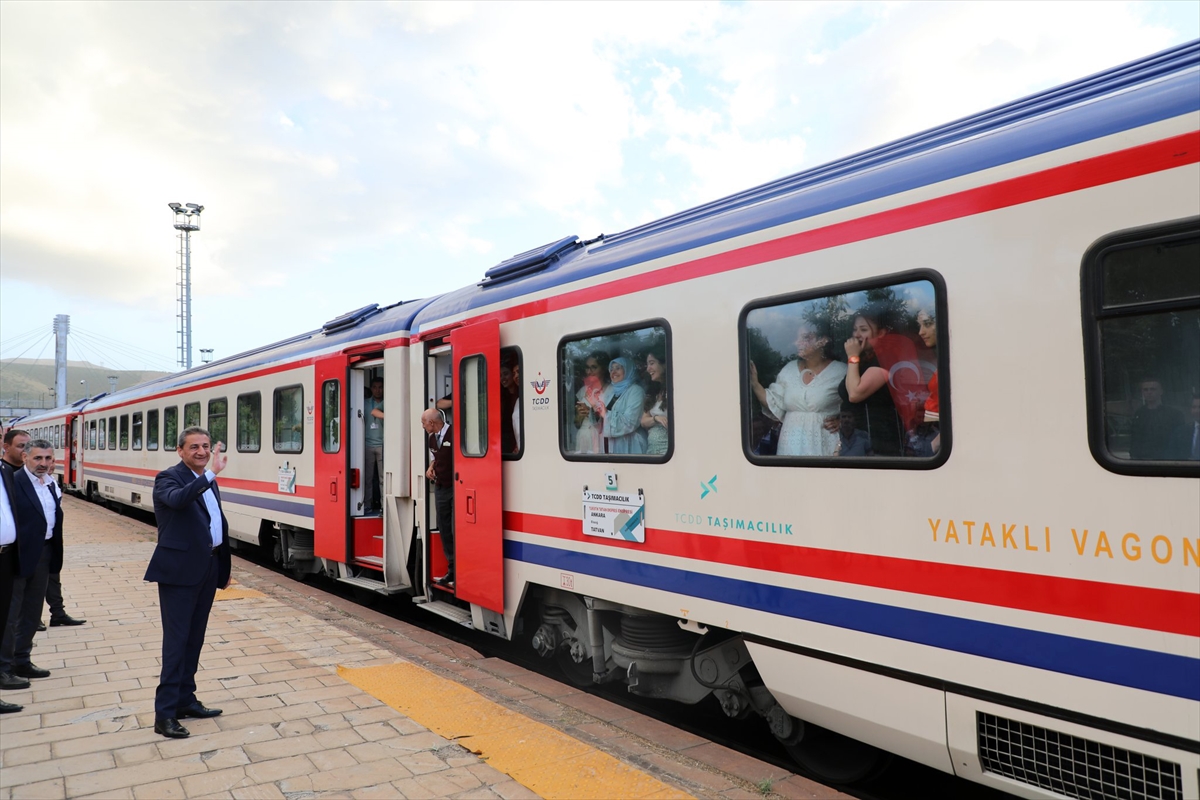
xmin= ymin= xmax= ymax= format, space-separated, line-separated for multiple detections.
xmin=169 ymin=202 xmax=204 ymax=370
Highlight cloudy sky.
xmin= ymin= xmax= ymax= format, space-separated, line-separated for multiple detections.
xmin=2 ymin=1 xmax=1197 ymax=377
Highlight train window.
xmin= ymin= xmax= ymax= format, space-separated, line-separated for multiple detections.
xmin=500 ymin=347 xmax=523 ymax=459
xmin=208 ymin=398 xmax=228 ymax=449
xmin=558 ymin=321 xmax=672 ymax=461
xmin=237 ymin=393 xmax=261 ymax=453
xmin=132 ymin=413 xmax=143 ymax=450
xmin=98 ymin=419 xmax=106 ymax=450
xmin=273 ymin=385 xmax=303 ymax=453
xmin=184 ymin=402 xmax=200 ymax=429
xmin=1083 ymin=219 xmax=1200 ymax=476
xmin=741 ymin=273 xmax=947 ymax=467
xmin=107 ymin=416 xmax=117 ymax=450
xmin=147 ymin=410 xmax=159 ymax=451
xmin=459 ymin=355 xmax=487 ymax=457
xmin=164 ymin=407 xmax=178 ymax=449
xmin=321 ymin=382 xmax=339 ymax=454
xmin=119 ymin=415 xmax=129 ymax=450
xmin=56 ymin=425 xmax=62 ymax=449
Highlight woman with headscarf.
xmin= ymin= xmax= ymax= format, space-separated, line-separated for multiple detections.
xmin=601 ymin=357 xmax=647 ymax=454
xmin=572 ymin=350 xmax=613 ymax=454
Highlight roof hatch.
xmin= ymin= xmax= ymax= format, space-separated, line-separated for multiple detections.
xmin=480 ymin=236 xmax=580 ymax=286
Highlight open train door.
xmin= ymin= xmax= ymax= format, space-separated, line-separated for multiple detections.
xmin=313 ymin=354 xmax=349 ymax=563
xmin=450 ymin=319 xmax=504 ymax=613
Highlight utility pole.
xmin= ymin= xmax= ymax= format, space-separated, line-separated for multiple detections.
xmin=169 ymin=202 xmax=204 ymax=370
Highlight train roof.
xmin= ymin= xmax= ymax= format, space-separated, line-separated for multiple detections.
xmin=68 ymin=297 xmax=434 ymax=413
xmin=412 ymin=39 xmax=1200 ymax=329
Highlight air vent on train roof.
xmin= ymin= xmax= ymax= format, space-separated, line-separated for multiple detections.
xmin=322 ymin=304 xmax=381 ymax=334
xmin=480 ymin=235 xmax=580 ymax=286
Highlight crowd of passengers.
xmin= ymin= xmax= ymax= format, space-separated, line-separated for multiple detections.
xmin=566 ymin=346 xmax=670 ymax=456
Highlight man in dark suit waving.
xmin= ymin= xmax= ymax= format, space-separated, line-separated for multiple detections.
xmin=146 ymin=426 xmax=231 ymax=739
xmin=0 ymin=437 xmax=63 ymax=688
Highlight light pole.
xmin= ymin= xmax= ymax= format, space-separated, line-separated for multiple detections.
xmin=200 ymin=348 xmax=214 ymax=364
xmin=107 ymin=375 xmax=119 ymax=395
xmin=169 ymin=202 xmax=204 ymax=370
xmin=80 ymin=379 xmax=89 ymax=400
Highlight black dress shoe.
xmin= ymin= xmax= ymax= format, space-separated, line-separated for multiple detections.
xmin=177 ymin=702 xmax=222 ymax=719
xmin=154 ymin=718 xmax=190 ymax=738
xmin=0 ymin=699 xmax=23 ymax=713
xmin=0 ymin=672 xmax=30 ymax=690
xmin=50 ymin=615 xmax=86 ymax=627
xmin=36 ymin=621 xmax=46 ymax=632
xmin=13 ymin=663 xmax=50 ymax=679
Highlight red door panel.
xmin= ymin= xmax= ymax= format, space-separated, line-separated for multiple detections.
xmin=314 ymin=356 xmax=348 ymax=562
xmin=451 ymin=319 xmax=503 ymax=613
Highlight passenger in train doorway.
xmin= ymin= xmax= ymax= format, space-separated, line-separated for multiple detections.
xmin=500 ymin=352 xmax=521 ymax=454
xmin=2 ymin=430 xmax=82 ymax=631
xmin=421 ymin=408 xmax=455 ymax=587
xmin=365 ymin=377 xmax=384 ymax=513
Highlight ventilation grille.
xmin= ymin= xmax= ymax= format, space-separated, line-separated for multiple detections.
xmin=978 ymin=713 xmax=1182 ymax=800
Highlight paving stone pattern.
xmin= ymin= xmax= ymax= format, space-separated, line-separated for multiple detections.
xmin=0 ymin=496 xmax=846 ymax=800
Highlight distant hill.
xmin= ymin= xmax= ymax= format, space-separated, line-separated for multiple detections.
xmin=0 ymin=359 xmax=172 ymax=409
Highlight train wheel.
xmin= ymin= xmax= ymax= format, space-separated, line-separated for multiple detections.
xmin=782 ymin=722 xmax=891 ymax=785
xmin=554 ymin=647 xmax=594 ymax=688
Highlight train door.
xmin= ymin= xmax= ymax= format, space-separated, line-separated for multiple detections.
xmin=68 ymin=415 xmax=80 ymax=489
xmin=314 ymin=355 xmax=349 ymax=563
xmin=450 ymin=320 xmax=504 ymax=613
xmin=348 ymin=361 xmax=384 ymax=571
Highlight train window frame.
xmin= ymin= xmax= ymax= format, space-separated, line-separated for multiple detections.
xmin=237 ymin=392 xmax=262 ymax=454
xmin=272 ymin=385 xmax=304 ymax=454
xmin=208 ymin=397 xmax=228 ymax=450
xmin=1081 ymin=217 xmax=1200 ymax=478
xmin=55 ymin=425 xmax=61 ymax=449
xmin=458 ymin=355 xmax=488 ymax=458
xmin=739 ymin=269 xmax=950 ymax=470
xmin=164 ymin=407 xmax=178 ymax=450
xmin=119 ymin=415 xmax=129 ymax=450
xmin=132 ymin=412 xmax=143 ymax=450
xmin=320 ymin=381 xmax=339 ymax=454
xmin=183 ymin=402 xmax=200 ymax=429
xmin=557 ymin=319 xmax=673 ymax=464
xmin=147 ymin=410 xmax=159 ymax=451
xmin=89 ymin=420 xmax=97 ymax=450
xmin=107 ymin=416 xmax=117 ymax=450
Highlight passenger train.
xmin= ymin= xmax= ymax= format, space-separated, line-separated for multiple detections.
xmin=11 ymin=42 xmax=1200 ymax=800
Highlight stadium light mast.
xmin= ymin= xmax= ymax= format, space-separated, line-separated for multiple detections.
xmin=169 ymin=202 xmax=204 ymax=370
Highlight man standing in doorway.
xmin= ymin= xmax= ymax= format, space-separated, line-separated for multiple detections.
xmin=145 ymin=427 xmax=231 ymax=739
xmin=421 ymin=408 xmax=454 ymax=587
xmin=0 ymin=438 xmax=63 ymax=688
xmin=1 ymin=430 xmax=83 ymax=630
xmin=365 ymin=377 xmax=385 ymax=513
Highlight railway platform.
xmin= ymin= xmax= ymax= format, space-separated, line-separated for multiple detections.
xmin=0 ymin=496 xmax=847 ymax=800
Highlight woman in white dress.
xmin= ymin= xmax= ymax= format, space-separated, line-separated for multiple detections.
xmin=749 ymin=323 xmax=846 ymax=456
xmin=572 ymin=350 xmax=613 ymax=454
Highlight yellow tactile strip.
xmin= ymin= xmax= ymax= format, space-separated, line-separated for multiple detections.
xmin=340 ymin=662 xmax=694 ymax=800
xmin=214 ymin=587 xmax=266 ymax=600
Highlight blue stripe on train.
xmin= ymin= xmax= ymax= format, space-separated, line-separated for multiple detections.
xmin=505 ymin=540 xmax=1200 ymax=701
xmin=84 ymin=470 xmax=314 ymax=518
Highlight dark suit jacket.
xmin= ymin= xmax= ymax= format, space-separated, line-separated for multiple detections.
xmin=10 ymin=466 xmax=64 ymax=577
xmin=145 ymin=461 xmax=231 ymax=588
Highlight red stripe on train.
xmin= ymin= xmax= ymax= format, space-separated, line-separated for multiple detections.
xmin=79 ymin=461 xmax=315 ymax=499
xmin=504 ymin=511 xmax=1199 ymax=638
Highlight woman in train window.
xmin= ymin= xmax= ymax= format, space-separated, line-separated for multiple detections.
xmin=601 ymin=357 xmax=647 ymax=454
xmin=640 ymin=347 xmax=670 ymax=456
xmin=749 ymin=322 xmax=846 ymax=456
xmin=840 ymin=304 xmax=920 ymax=457
xmin=909 ymin=308 xmax=941 ymax=456
xmin=572 ymin=350 xmax=613 ymax=454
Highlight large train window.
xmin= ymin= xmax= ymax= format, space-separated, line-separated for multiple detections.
xmin=741 ymin=272 xmax=948 ymax=468
xmin=147 ymin=410 xmax=159 ymax=451
xmin=184 ymin=402 xmax=200 ymax=429
xmin=459 ymin=355 xmax=487 ymax=457
xmin=132 ymin=413 xmax=143 ymax=450
xmin=107 ymin=416 xmax=117 ymax=450
xmin=321 ymin=382 xmax=339 ymax=454
xmin=273 ymin=385 xmax=303 ymax=453
xmin=238 ymin=393 xmax=261 ymax=453
xmin=558 ymin=321 xmax=672 ymax=462
xmin=164 ymin=406 xmax=178 ymax=450
xmin=208 ymin=398 xmax=228 ymax=449
xmin=1082 ymin=218 xmax=1200 ymax=477
xmin=119 ymin=415 xmax=129 ymax=450
xmin=89 ymin=420 xmax=97 ymax=450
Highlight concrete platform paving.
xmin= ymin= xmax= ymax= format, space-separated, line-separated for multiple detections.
xmin=0 ymin=495 xmax=848 ymax=800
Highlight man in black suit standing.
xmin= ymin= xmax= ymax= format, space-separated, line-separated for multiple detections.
xmin=145 ymin=426 xmax=231 ymax=739
xmin=0 ymin=438 xmax=23 ymax=713
xmin=0 ymin=437 xmax=63 ymax=689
